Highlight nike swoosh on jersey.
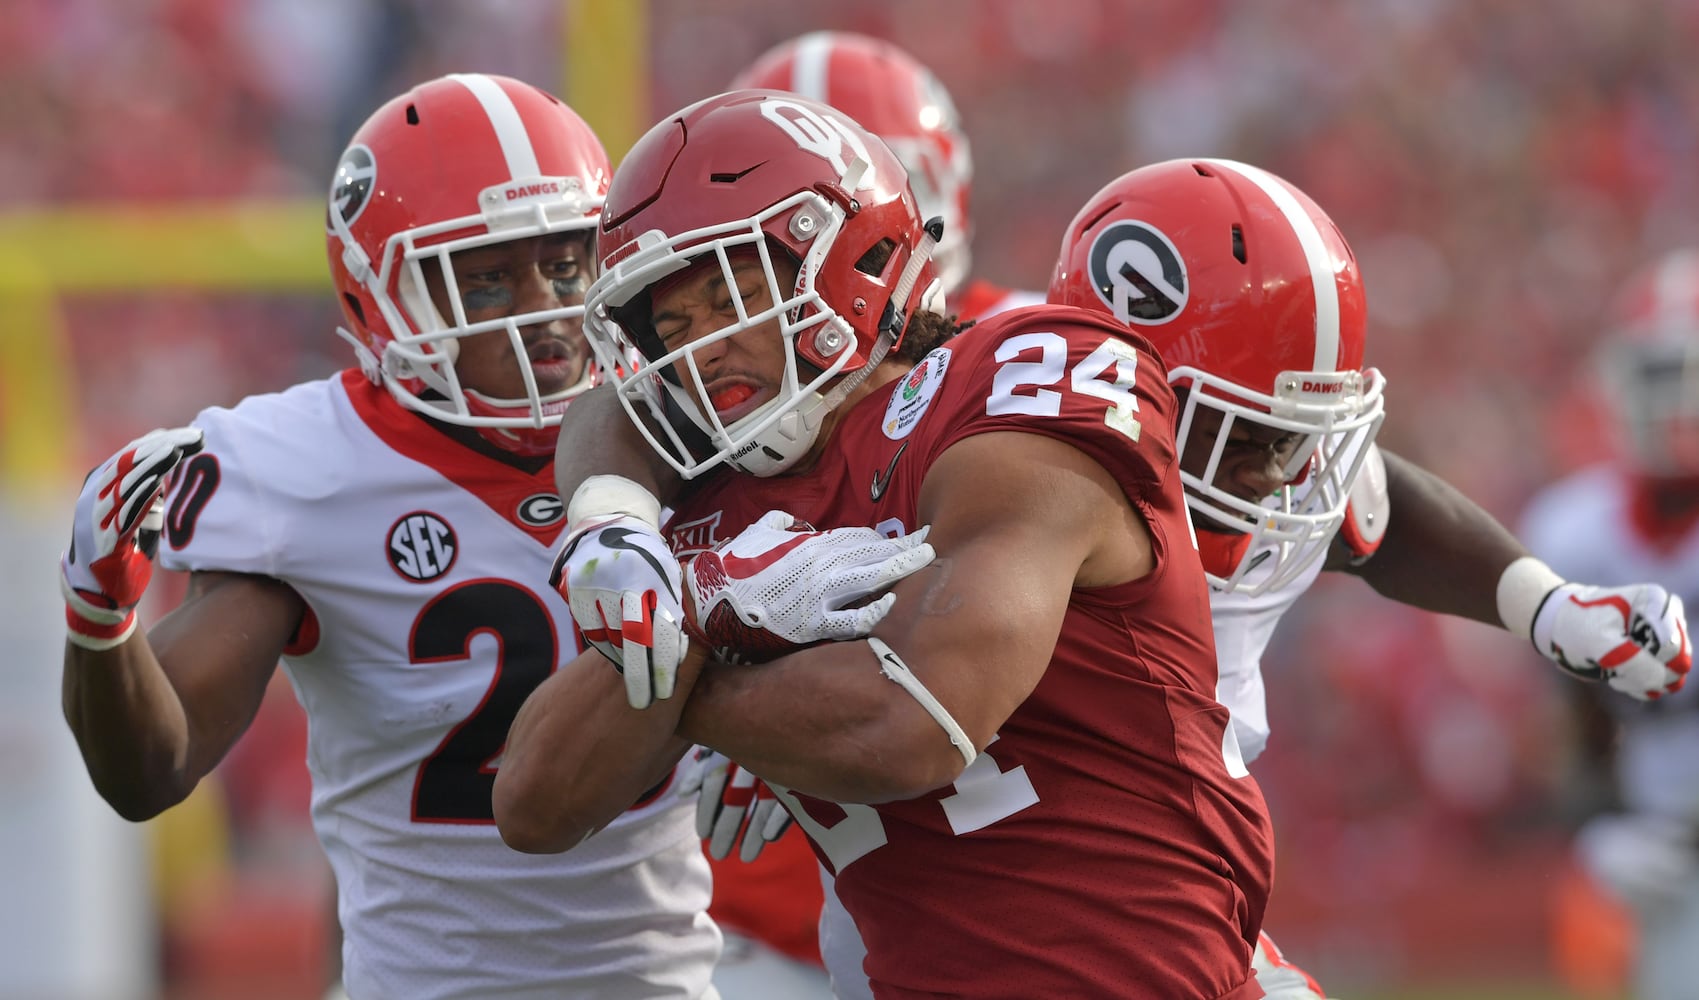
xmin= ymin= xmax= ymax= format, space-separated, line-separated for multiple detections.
xmin=718 ymin=531 xmax=813 ymax=577
xmin=870 ymin=442 xmax=909 ymax=502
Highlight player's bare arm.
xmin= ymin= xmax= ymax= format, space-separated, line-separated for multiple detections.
xmin=553 ymin=383 xmax=681 ymax=506
xmin=494 ymin=644 xmax=700 ymax=853
xmin=64 ymin=569 xmax=302 ymax=820
xmin=676 ymin=429 xmax=1152 ymax=804
xmin=1336 ymin=448 xmax=1526 ymax=624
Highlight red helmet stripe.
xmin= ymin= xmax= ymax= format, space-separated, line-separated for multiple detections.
xmin=448 ymin=73 xmax=541 ymax=180
xmin=1205 ymin=158 xmax=1342 ymax=371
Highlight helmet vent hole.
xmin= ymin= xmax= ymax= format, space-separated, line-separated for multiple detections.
xmin=710 ymin=163 xmax=764 ymax=183
xmin=1193 ymin=163 xmax=1213 ymax=177
xmin=342 ymin=293 xmax=367 ymax=328
xmin=1232 ymin=225 xmax=1246 ymax=264
xmin=855 ymin=238 xmax=895 ymax=276
xmin=405 ymin=104 xmax=420 ymax=126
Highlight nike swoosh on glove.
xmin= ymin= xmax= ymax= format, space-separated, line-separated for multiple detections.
xmin=685 ymin=510 xmax=935 ymax=659
xmin=1533 ymin=581 xmax=1691 ymax=700
xmin=550 ymin=513 xmax=687 ymax=711
xmin=61 ymin=426 xmax=205 ymax=650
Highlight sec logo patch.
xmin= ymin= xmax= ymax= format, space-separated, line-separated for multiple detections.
xmin=388 ymin=511 xmax=458 ymax=582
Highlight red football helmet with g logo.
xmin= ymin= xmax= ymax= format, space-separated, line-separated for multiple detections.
xmin=1050 ymin=158 xmax=1386 ymax=593
xmin=326 ymin=73 xmax=610 ymax=455
xmin=583 ymin=89 xmax=938 ymax=479
xmin=731 ymin=32 xmax=973 ymax=298
xmin=1599 ymin=249 xmax=1699 ymax=477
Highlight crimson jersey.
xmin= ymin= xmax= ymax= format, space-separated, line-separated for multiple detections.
xmin=669 ymin=306 xmax=1273 ymax=1000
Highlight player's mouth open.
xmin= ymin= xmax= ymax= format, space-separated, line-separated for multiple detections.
xmin=709 ymin=382 xmax=766 ymax=422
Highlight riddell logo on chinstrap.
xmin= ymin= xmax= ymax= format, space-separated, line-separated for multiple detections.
xmin=504 ymin=181 xmax=562 ymax=200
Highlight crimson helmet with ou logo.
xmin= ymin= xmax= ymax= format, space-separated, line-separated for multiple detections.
xmin=1049 ymin=158 xmax=1387 ymax=594
xmin=1598 ymin=249 xmax=1699 ymax=477
xmin=326 ymin=73 xmax=610 ymax=455
xmin=730 ymin=31 xmax=973 ymax=300
xmin=584 ymin=89 xmax=939 ymax=479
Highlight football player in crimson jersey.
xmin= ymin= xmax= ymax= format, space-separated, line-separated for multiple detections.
xmin=495 ymin=90 xmax=1276 ymax=999
xmin=712 ymin=31 xmax=1050 ymax=986
xmin=1048 ymin=159 xmax=1696 ymax=998
xmin=56 ymin=74 xmax=914 ymax=1000
xmin=1519 ymin=250 xmax=1699 ymax=1000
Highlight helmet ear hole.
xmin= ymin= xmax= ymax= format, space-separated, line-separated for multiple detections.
xmin=855 ymin=238 xmax=896 ymax=277
xmin=342 ymin=293 xmax=367 ymax=330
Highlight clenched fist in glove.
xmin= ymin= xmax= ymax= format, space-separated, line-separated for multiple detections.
xmin=552 ymin=509 xmax=689 ymax=711
xmin=678 ymin=747 xmax=792 ymax=863
xmin=685 ymin=511 xmax=935 ymax=658
xmin=1533 ymin=580 xmax=1692 ymax=700
xmin=61 ymin=426 xmax=205 ymax=650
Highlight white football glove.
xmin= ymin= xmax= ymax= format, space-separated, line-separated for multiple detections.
xmin=1576 ymin=813 xmax=1699 ymax=912
xmin=60 ymin=426 xmax=205 ymax=650
xmin=550 ymin=513 xmax=688 ymax=711
xmin=1533 ymin=582 xmax=1692 ymax=700
xmin=678 ymin=748 xmax=792 ymax=862
xmin=685 ymin=511 xmax=934 ymax=657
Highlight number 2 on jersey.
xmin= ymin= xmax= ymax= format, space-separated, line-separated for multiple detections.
xmin=987 ymin=331 xmax=1143 ymax=441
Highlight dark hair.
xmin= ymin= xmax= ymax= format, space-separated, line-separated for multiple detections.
xmin=895 ymin=308 xmax=961 ymax=362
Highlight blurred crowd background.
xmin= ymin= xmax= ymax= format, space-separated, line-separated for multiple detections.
xmin=7 ymin=0 xmax=1698 ymax=997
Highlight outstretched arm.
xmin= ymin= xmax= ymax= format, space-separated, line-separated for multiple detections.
xmin=1342 ymin=448 xmax=1689 ymax=699
xmin=1339 ymin=448 xmax=1525 ymax=625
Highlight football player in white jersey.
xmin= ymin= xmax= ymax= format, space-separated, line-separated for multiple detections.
xmin=1519 ymin=249 xmax=1699 ymax=1000
xmin=1046 ymin=159 xmax=1695 ymax=998
xmin=55 ymin=73 xmax=921 ymax=1000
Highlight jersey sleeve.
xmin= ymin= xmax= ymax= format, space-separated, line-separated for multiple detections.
xmin=922 ymin=309 xmax=1178 ymax=507
xmin=157 ymin=381 xmax=349 ymax=580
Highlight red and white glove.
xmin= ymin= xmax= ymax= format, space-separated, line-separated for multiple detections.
xmin=60 ymin=427 xmax=205 ymax=650
xmin=678 ymin=748 xmax=792 ymax=862
xmin=685 ymin=511 xmax=934 ymax=657
xmin=1533 ymin=581 xmax=1691 ymax=700
xmin=552 ymin=510 xmax=688 ymax=711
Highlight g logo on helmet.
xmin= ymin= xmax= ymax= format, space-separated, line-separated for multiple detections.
xmin=760 ymin=99 xmax=876 ymax=190
xmin=1087 ymin=221 xmax=1188 ymax=325
xmin=328 ymin=144 xmax=377 ymax=230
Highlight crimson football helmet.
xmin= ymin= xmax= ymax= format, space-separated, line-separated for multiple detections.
xmin=731 ymin=32 xmax=973 ymax=298
xmin=1050 ymin=158 xmax=1386 ymax=594
xmin=326 ymin=73 xmax=610 ymax=455
xmin=1599 ymin=249 xmax=1699 ymax=477
xmin=583 ymin=89 xmax=939 ymax=479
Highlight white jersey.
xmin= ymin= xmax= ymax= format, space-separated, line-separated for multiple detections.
xmin=158 ymin=371 xmax=717 ymax=1000
xmin=1519 ymin=465 xmax=1699 ymax=822
xmin=1209 ymin=548 xmax=1326 ymax=765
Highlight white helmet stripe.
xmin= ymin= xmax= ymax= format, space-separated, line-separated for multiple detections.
xmin=448 ymin=72 xmax=541 ymax=180
xmin=1204 ymin=158 xmax=1341 ymax=370
xmin=789 ymin=32 xmax=834 ymax=101
xmin=1653 ymin=250 xmax=1699 ymax=332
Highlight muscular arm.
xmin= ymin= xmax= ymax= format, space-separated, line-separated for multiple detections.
xmin=494 ymin=645 xmax=698 ymax=853
xmin=62 ymin=570 xmax=303 ymax=821
xmin=1337 ymin=448 xmax=1529 ymax=626
xmin=678 ymin=430 xmax=1151 ymax=803
xmin=553 ymin=383 xmax=683 ymax=506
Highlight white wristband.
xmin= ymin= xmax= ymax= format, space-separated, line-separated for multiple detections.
xmin=868 ymin=637 xmax=977 ymax=768
xmin=1496 ymin=556 xmax=1566 ymax=639
xmin=566 ymin=475 xmax=663 ymax=530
